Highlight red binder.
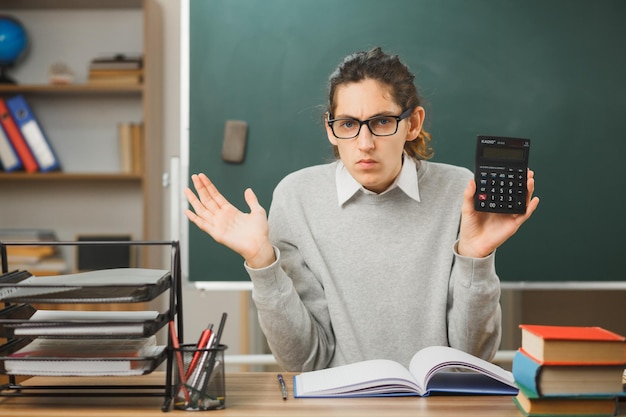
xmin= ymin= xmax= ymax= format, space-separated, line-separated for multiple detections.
xmin=0 ymin=98 xmax=38 ymax=172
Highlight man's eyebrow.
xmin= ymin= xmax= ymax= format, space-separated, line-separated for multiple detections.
xmin=332 ymin=111 xmax=397 ymax=119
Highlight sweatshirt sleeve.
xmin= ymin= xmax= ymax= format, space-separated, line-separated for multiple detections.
xmin=245 ymin=190 xmax=336 ymax=371
xmin=446 ymin=241 xmax=502 ymax=361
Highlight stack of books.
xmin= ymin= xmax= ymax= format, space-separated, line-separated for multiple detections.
xmin=88 ymin=54 xmax=143 ymax=86
xmin=118 ymin=122 xmax=143 ymax=174
xmin=0 ymin=229 xmax=68 ymax=276
xmin=512 ymin=324 xmax=626 ymax=417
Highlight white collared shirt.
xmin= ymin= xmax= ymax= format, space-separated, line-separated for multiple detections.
xmin=335 ymin=154 xmax=421 ymax=206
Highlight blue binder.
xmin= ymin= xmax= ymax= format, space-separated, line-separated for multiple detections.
xmin=0 ymin=122 xmax=22 ymax=172
xmin=6 ymin=95 xmax=60 ymax=172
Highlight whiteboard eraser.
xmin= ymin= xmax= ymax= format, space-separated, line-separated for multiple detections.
xmin=221 ymin=120 xmax=248 ymax=163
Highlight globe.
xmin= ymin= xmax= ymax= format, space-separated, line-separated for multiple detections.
xmin=0 ymin=16 xmax=28 ymax=84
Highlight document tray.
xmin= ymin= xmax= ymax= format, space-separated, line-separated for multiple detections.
xmin=0 ymin=338 xmax=168 ymax=376
xmin=0 ymin=268 xmax=171 ymax=303
xmin=0 ymin=304 xmax=168 ymax=339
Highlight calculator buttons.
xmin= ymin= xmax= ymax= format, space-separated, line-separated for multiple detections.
xmin=475 ymin=169 xmax=527 ymax=213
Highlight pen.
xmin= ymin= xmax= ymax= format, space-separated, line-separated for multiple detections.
xmin=190 ymin=313 xmax=227 ymax=406
xmin=185 ymin=324 xmax=213 ymax=380
xmin=187 ymin=329 xmax=216 ymax=390
xmin=277 ymin=373 xmax=287 ymax=400
xmin=213 ymin=312 xmax=228 ymax=349
xmin=187 ymin=344 xmax=212 ymax=406
xmin=197 ymin=313 xmax=227 ymax=390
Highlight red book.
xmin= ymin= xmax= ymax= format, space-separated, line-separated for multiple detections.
xmin=519 ymin=324 xmax=625 ymax=365
xmin=0 ymin=98 xmax=38 ymax=172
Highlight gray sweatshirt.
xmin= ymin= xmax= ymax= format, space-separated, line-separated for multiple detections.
xmin=246 ymin=159 xmax=502 ymax=371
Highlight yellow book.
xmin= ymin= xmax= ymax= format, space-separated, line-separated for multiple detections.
xmin=513 ymin=387 xmax=617 ymax=417
xmin=118 ymin=122 xmax=133 ymax=174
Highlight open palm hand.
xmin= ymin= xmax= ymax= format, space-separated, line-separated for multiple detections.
xmin=184 ymin=174 xmax=274 ymax=267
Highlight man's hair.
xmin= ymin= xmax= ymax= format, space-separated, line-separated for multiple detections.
xmin=327 ymin=47 xmax=433 ymax=160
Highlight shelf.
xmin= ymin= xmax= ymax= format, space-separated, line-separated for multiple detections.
xmin=0 ymin=173 xmax=142 ymax=182
xmin=1 ymin=0 xmax=142 ymax=9
xmin=0 ymin=84 xmax=143 ymax=96
xmin=0 ymin=0 xmax=164 ymax=268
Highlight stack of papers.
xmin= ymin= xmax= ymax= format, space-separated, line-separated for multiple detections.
xmin=4 ymin=336 xmax=166 ymax=376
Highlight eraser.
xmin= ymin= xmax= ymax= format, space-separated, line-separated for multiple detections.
xmin=221 ymin=120 xmax=248 ymax=163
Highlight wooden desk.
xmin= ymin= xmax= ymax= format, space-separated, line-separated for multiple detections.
xmin=0 ymin=372 xmax=623 ymax=416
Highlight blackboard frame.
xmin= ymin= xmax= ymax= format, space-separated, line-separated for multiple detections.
xmin=181 ymin=0 xmax=626 ymax=284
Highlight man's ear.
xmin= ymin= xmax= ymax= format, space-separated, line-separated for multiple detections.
xmin=325 ymin=113 xmax=339 ymax=146
xmin=406 ymin=106 xmax=425 ymax=142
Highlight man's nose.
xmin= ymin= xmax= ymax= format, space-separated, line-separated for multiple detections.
xmin=356 ymin=125 xmax=375 ymax=150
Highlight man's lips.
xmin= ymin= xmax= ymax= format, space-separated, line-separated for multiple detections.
xmin=357 ymin=159 xmax=377 ymax=168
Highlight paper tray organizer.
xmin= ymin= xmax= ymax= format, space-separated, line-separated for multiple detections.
xmin=0 ymin=240 xmax=184 ymax=412
xmin=0 ymin=303 xmax=169 ymax=339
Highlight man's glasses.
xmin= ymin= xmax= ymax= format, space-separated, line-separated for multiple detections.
xmin=327 ymin=108 xmax=413 ymax=139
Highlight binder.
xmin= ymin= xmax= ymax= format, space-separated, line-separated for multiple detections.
xmin=6 ymin=95 xmax=60 ymax=172
xmin=0 ymin=98 xmax=38 ymax=173
xmin=0 ymin=122 xmax=22 ymax=172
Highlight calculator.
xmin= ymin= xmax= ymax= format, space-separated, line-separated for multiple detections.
xmin=474 ymin=135 xmax=531 ymax=214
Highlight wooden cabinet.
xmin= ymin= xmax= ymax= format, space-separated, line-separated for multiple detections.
xmin=0 ymin=0 xmax=163 ymax=269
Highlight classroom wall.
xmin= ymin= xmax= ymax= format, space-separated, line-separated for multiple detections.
xmin=156 ymin=0 xmax=626 ymax=357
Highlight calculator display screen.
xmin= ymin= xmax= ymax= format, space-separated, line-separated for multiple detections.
xmin=482 ymin=147 xmax=525 ymax=161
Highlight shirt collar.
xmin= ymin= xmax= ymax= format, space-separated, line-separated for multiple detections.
xmin=335 ymin=154 xmax=421 ymax=206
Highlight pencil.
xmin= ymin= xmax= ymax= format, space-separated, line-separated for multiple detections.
xmin=169 ymin=320 xmax=190 ymax=403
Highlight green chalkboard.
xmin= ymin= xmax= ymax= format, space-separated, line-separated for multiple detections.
xmin=188 ymin=0 xmax=626 ymax=282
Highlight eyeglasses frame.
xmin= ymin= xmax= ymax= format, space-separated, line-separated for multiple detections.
xmin=327 ymin=107 xmax=414 ymax=139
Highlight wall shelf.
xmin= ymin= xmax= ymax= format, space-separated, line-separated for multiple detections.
xmin=0 ymin=173 xmax=142 ymax=182
xmin=2 ymin=0 xmax=143 ymax=9
xmin=0 ymin=84 xmax=143 ymax=95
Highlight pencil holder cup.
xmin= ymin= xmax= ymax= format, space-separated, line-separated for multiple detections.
xmin=173 ymin=343 xmax=227 ymax=411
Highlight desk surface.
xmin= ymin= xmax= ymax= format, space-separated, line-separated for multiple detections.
xmin=0 ymin=372 xmax=623 ymax=417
